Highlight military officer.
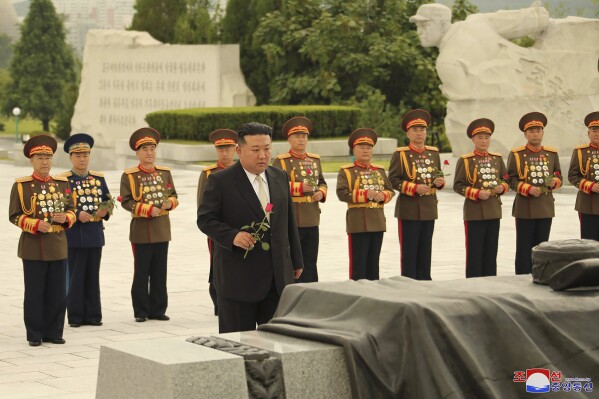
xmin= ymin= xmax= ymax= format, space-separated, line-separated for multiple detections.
xmin=272 ymin=116 xmax=327 ymax=283
xmin=197 ymin=128 xmax=238 ymax=315
xmin=453 ymin=118 xmax=509 ymax=278
xmin=336 ymin=128 xmax=394 ymax=280
xmin=61 ymin=133 xmax=111 ymax=327
xmin=9 ymin=135 xmax=77 ymax=346
xmin=120 ymin=127 xmax=179 ymax=322
xmin=568 ymin=111 xmax=599 ymax=240
xmin=388 ymin=109 xmax=445 ymax=280
xmin=507 ymin=112 xmax=562 ymax=275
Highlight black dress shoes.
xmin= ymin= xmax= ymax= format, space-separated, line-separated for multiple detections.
xmin=28 ymin=340 xmax=42 ymax=347
xmin=85 ymin=321 xmax=103 ymax=326
xmin=69 ymin=323 xmax=82 ymax=328
xmin=42 ymin=338 xmax=66 ymax=344
xmin=149 ymin=315 xmax=170 ymax=321
xmin=135 ymin=317 xmax=147 ymax=322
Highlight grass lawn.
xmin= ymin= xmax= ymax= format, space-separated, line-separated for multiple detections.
xmin=0 ymin=116 xmax=44 ymax=137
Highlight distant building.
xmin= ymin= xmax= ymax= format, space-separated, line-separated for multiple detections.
xmin=51 ymin=0 xmax=135 ymax=55
xmin=0 ymin=0 xmax=20 ymax=41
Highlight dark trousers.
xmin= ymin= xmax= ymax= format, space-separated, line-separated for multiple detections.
xmin=348 ymin=232 xmax=384 ymax=280
xmin=67 ymin=247 xmax=102 ymax=324
xmin=131 ymin=242 xmax=169 ymax=318
xmin=465 ymin=219 xmax=500 ymax=278
xmin=515 ymin=218 xmax=552 ymax=275
xmin=207 ymin=238 xmax=218 ymax=314
xmin=22 ymin=259 xmax=67 ymax=341
xmin=218 ymin=280 xmax=279 ymax=333
xmin=398 ymin=220 xmax=435 ymax=280
xmin=298 ymin=226 xmax=319 ymax=282
xmin=580 ymin=213 xmax=599 ymax=241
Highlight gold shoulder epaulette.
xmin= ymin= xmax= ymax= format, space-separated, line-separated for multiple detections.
xmin=155 ymin=165 xmax=171 ymax=171
xmin=89 ymin=170 xmax=104 ymax=177
xmin=511 ymin=146 xmax=526 ymax=153
xmin=306 ymin=152 xmax=320 ymax=159
xmin=396 ymin=146 xmax=409 ymax=152
xmin=341 ymin=164 xmax=354 ymax=169
xmin=52 ymin=175 xmax=68 ymax=182
xmin=55 ymin=171 xmax=72 ymax=178
xmin=461 ymin=152 xmax=475 ymax=159
xmin=425 ymin=145 xmax=439 ymax=151
xmin=124 ymin=167 xmax=140 ymax=174
xmin=276 ymin=153 xmax=291 ymax=159
xmin=576 ymin=143 xmax=590 ymax=150
xmin=204 ymin=164 xmax=219 ymax=171
xmin=371 ymin=164 xmax=385 ymax=170
xmin=542 ymin=146 xmax=558 ymax=153
xmin=15 ymin=175 xmax=33 ymax=183
xmin=488 ymin=151 xmax=503 ymax=157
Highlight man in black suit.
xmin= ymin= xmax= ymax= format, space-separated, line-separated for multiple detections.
xmin=197 ymin=122 xmax=304 ymax=333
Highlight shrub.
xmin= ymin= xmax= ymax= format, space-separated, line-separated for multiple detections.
xmin=145 ymin=105 xmax=361 ymax=141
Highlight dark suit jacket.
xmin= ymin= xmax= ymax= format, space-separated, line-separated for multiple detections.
xmin=197 ymin=162 xmax=303 ymax=302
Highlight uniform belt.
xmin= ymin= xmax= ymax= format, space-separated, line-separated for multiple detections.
xmin=46 ymin=225 xmax=65 ymax=233
xmin=348 ymin=202 xmax=384 ymax=209
xmin=292 ymin=196 xmax=314 ymax=203
xmin=132 ymin=209 xmax=169 ymax=218
xmin=419 ymin=188 xmax=437 ymax=196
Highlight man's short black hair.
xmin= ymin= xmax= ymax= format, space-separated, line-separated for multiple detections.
xmin=237 ymin=122 xmax=273 ymax=145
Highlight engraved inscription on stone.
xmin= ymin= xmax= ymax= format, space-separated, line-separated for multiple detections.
xmin=71 ymin=30 xmax=256 ymax=147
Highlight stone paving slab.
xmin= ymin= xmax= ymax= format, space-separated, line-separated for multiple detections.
xmin=0 ymin=162 xmax=583 ymax=398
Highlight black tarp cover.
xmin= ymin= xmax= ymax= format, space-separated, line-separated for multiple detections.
xmin=259 ymin=276 xmax=599 ymax=398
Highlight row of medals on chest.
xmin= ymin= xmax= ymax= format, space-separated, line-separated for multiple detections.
xmin=476 ymin=158 xmax=500 ymax=188
xmin=139 ymin=174 xmax=166 ymax=204
xmin=526 ymin=160 xmax=551 ymax=185
xmin=414 ymin=157 xmax=436 ymax=181
xmin=586 ymin=151 xmax=599 ymax=181
xmin=292 ymin=159 xmax=319 ymax=183
xmin=34 ymin=184 xmax=66 ymax=217
xmin=71 ymin=178 xmax=103 ymax=212
xmin=355 ymin=169 xmax=384 ymax=190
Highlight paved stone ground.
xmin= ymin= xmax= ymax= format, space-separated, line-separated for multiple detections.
xmin=0 ymin=162 xmax=582 ymax=398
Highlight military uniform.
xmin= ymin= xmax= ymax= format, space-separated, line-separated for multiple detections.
xmin=9 ymin=135 xmax=76 ymax=345
xmin=568 ymin=111 xmax=599 ymax=240
xmin=336 ymin=129 xmax=395 ymax=280
xmin=453 ymin=119 xmax=509 ymax=277
xmin=61 ymin=133 xmax=111 ymax=327
xmin=507 ymin=112 xmax=562 ymax=274
xmin=272 ymin=116 xmax=327 ymax=282
xmin=388 ymin=109 xmax=444 ymax=280
xmin=197 ymin=129 xmax=238 ymax=315
xmin=120 ymin=127 xmax=179 ymax=321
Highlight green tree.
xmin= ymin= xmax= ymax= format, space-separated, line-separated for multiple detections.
xmin=0 ymin=33 xmax=13 ymax=69
xmin=451 ymin=0 xmax=478 ymax=22
xmin=129 ymin=0 xmax=187 ymax=43
xmin=173 ymin=0 xmax=221 ymax=44
xmin=221 ymin=0 xmax=281 ymax=103
xmin=3 ymin=0 xmax=75 ymax=132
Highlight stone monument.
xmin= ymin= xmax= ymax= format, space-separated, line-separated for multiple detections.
xmin=71 ymin=30 xmax=256 ymax=147
xmin=0 ymin=0 xmax=19 ymax=41
xmin=410 ymin=3 xmax=599 ymax=157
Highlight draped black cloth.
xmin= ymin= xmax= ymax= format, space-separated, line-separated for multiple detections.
xmin=260 ymin=276 xmax=599 ymax=399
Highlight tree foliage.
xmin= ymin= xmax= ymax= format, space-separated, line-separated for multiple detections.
xmin=2 ymin=0 xmax=75 ymax=132
xmin=451 ymin=0 xmax=478 ymax=22
xmin=129 ymin=0 xmax=187 ymax=43
xmin=0 ymin=33 xmax=13 ymax=69
xmin=220 ymin=0 xmax=281 ymax=103
xmin=173 ymin=0 xmax=221 ymax=44
xmin=253 ymin=0 xmax=447 ymax=142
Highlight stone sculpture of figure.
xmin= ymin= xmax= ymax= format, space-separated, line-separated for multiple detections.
xmin=410 ymin=3 xmax=599 ymax=158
